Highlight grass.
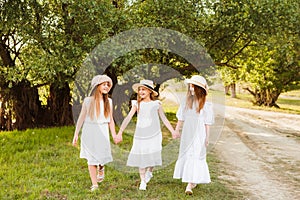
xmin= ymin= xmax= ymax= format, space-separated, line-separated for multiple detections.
xmin=2 ymin=90 xmax=298 ymax=199
xmin=217 ymin=90 xmax=300 ymax=115
xmin=0 ymin=126 xmax=244 ymax=200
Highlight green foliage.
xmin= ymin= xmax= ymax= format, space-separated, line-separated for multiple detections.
xmin=1 ymin=0 xmax=300 ymax=130
xmin=207 ymin=0 xmax=300 ymax=106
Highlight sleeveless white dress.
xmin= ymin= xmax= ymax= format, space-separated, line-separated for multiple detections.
xmin=80 ymin=97 xmax=113 ymax=165
xmin=173 ymin=101 xmax=214 ymax=184
xmin=127 ymin=100 xmax=163 ymax=168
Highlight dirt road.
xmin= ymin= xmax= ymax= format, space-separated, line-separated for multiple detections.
xmin=213 ymin=106 xmax=300 ymax=200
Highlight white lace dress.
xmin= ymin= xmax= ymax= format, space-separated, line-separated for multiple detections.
xmin=80 ymin=97 xmax=113 ymax=165
xmin=173 ymin=101 xmax=214 ymax=183
xmin=127 ymin=100 xmax=163 ymax=168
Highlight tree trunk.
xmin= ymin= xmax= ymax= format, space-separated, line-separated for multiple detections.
xmin=48 ymin=82 xmax=73 ymax=126
xmin=225 ymin=85 xmax=230 ymax=95
xmin=111 ymin=83 xmax=133 ymax=124
xmin=230 ymin=83 xmax=236 ymax=98
xmin=11 ymin=81 xmax=42 ymax=130
xmin=245 ymin=87 xmax=280 ymax=108
xmin=0 ymin=96 xmax=13 ymax=131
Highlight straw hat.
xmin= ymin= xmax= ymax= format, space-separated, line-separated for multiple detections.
xmin=132 ymin=79 xmax=159 ymax=96
xmin=89 ymin=75 xmax=113 ymax=95
xmin=184 ymin=75 xmax=208 ymax=93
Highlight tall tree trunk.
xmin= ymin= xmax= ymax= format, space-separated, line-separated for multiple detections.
xmin=48 ymin=82 xmax=73 ymax=126
xmin=0 ymin=38 xmax=15 ymax=130
xmin=11 ymin=81 xmax=42 ymax=130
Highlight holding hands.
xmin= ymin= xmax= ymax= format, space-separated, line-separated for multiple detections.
xmin=114 ymin=130 xmax=123 ymax=144
xmin=172 ymin=129 xmax=181 ymax=139
xmin=205 ymin=137 xmax=209 ymax=147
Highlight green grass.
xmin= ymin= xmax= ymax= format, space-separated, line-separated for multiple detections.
xmin=0 ymin=126 xmax=244 ymax=200
xmin=3 ymin=90 xmax=298 ymax=199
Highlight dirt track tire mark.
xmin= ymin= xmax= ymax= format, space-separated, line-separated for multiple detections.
xmin=214 ymin=107 xmax=300 ymax=200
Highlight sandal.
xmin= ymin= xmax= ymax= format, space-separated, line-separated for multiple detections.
xmin=97 ymin=165 xmax=105 ymax=183
xmin=185 ymin=183 xmax=197 ymax=195
xmin=90 ymin=185 xmax=98 ymax=191
xmin=145 ymin=171 xmax=153 ymax=183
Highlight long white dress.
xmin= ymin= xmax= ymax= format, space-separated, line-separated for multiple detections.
xmin=127 ymin=100 xmax=163 ymax=168
xmin=80 ymin=97 xmax=113 ymax=165
xmin=173 ymin=101 xmax=214 ymax=184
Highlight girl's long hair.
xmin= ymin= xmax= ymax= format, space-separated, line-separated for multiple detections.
xmin=137 ymin=88 xmax=157 ymax=113
xmin=185 ymin=84 xmax=207 ymax=113
xmin=88 ymin=85 xmax=110 ymax=120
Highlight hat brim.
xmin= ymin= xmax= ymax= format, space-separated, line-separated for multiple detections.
xmin=184 ymin=79 xmax=208 ymax=93
xmin=132 ymin=83 xmax=159 ymax=97
xmin=89 ymin=80 xmax=113 ymax=96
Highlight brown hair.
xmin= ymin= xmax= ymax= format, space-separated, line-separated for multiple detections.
xmin=88 ymin=84 xmax=111 ymax=120
xmin=185 ymin=84 xmax=207 ymax=113
xmin=136 ymin=87 xmax=157 ymax=113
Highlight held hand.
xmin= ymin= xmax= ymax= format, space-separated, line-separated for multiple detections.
xmin=113 ymin=135 xmax=118 ymax=144
xmin=172 ymin=130 xmax=181 ymax=139
xmin=114 ymin=133 xmax=122 ymax=144
xmin=117 ymin=134 xmax=123 ymax=144
xmin=72 ymin=134 xmax=78 ymax=146
xmin=205 ymin=137 xmax=209 ymax=147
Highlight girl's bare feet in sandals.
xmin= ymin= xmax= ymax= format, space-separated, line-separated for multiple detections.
xmin=185 ymin=183 xmax=197 ymax=195
xmin=97 ymin=165 xmax=105 ymax=182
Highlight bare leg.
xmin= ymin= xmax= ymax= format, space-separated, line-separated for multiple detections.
xmin=138 ymin=168 xmax=147 ymax=190
xmin=145 ymin=166 xmax=154 ymax=183
xmin=139 ymin=168 xmax=146 ymax=182
xmin=147 ymin=166 xmax=154 ymax=173
xmin=88 ymin=165 xmax=98 ymax=186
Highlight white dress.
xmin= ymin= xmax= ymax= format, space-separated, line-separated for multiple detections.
xmin=127 ymin=100 xmax=163 ymax=168
xmin=173 ymin=101 xmax=214 ymax=184
xmin=80 ymin=97 xmax=113 ymax=165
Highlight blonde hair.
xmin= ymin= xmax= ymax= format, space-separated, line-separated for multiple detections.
xmin=185 ymin=84 xmax=207 ymax=113
xmin=88 ymin=84 xmax=111 ymax=120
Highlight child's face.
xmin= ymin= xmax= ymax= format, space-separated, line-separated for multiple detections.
xmin=189 ymin=84 xmax=195 ymax=94
xmin=138 ymin=86 xmax=151 ymax=99
xmin=98 ymin=82 xmax=111 ymax=94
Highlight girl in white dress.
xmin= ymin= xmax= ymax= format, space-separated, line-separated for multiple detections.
xmin=173 ymin=75 xmax=214 ymax=195
xmin=72 ymin=75 xmax=117 ymax=191
xmin=116 ymin=80 xmax=177 ymax=190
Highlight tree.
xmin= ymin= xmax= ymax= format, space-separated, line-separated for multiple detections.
xmin=0 ymin=0 xmax=45 ymax=130
xmin=203 ymin=0 xmax=300 ymax=106
xmin=0 ymin=0 xmax=127 ymax=130
xmin=241 ymin=37 xmax=300 ymax=107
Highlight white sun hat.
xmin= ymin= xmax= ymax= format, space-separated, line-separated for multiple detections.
xmin=184 ymin=75 xmax=209 ymax=93
xmin=132 ymin=79 xmax=159 ymax=97
xmin=89 ymin=75 xmax=113 ymax=95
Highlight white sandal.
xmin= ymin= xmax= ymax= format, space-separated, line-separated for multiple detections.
xmin=145 ymin=171 xmax=153 ymax=183
xmin=90 ymin=185 xmax=98 ymax=191
xmin=97 ymin=165 xmax=105 ymax=182
xmin=185 ymin=183 xmax=196 ymax=195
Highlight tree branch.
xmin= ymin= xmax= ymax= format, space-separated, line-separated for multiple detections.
xmin=225 ymin=39 xmax=252 ymax=63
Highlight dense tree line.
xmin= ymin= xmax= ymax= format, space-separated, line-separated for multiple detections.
xmin=0 ymin=0 xmax=299 ymax=130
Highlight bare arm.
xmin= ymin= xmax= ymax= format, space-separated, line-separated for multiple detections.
xmin=72 ymin=103 xmax=87 ymax=146
xmin=174 ymin=120 xmax=183 ymax=138
xmin=109 ymin=101 xmax=117 ymax=142
xmin=158 ymin=105 xmax=177 ymax=138
xmin=205 ymin=124 xmax=210 ymax=147
xmin=116 ymin=105 xmax=137 ymax=142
